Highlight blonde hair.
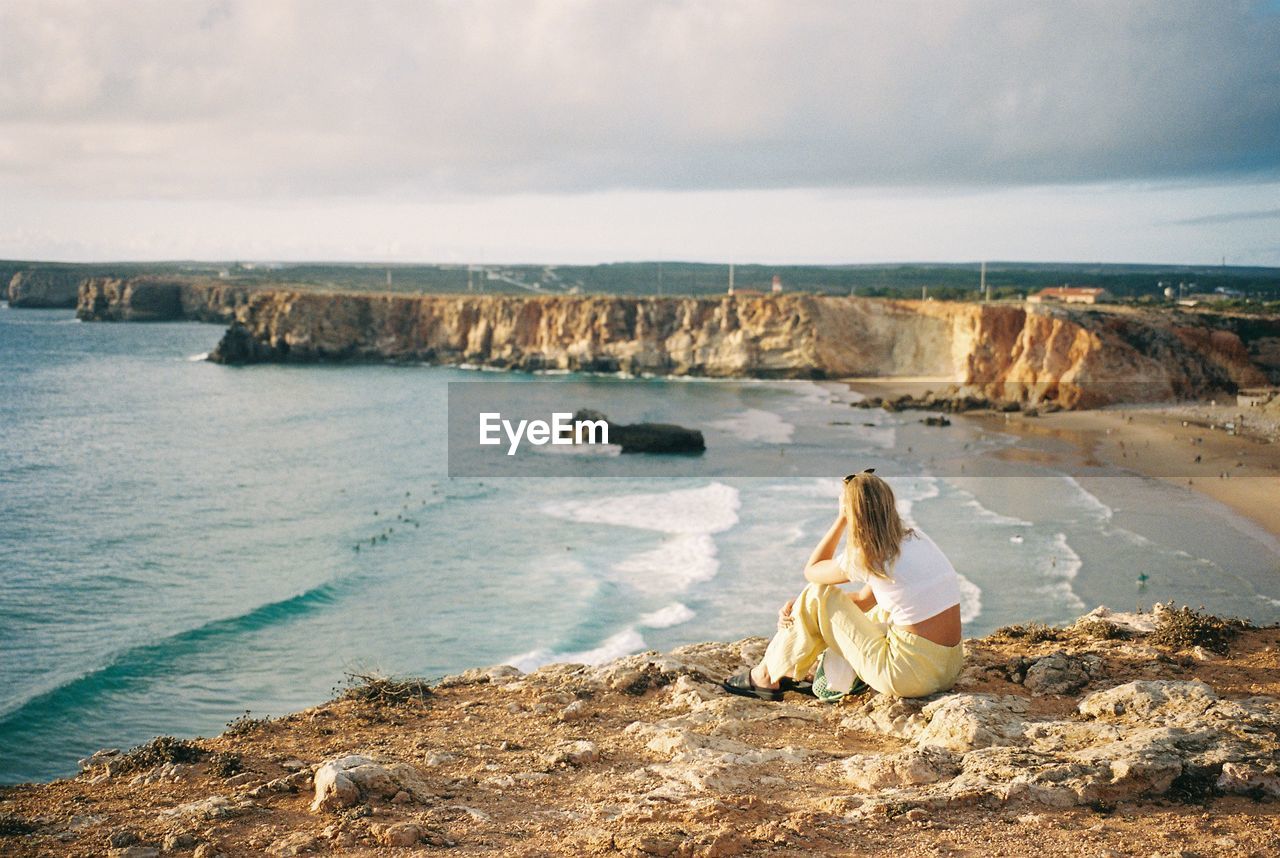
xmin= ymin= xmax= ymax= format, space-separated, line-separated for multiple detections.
xmin=843 ymin=472 xmax=913 ymax=579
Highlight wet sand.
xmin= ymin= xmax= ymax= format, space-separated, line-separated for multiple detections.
xmin=964 ymin=406 xmax=1280 ymax=541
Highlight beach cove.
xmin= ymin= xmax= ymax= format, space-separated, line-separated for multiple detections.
xmin=3 ymin=306 xmax=1280 ymax=790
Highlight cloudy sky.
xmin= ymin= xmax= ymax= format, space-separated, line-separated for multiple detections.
xmin=2 ymin=1 xmax=1278 ymax=265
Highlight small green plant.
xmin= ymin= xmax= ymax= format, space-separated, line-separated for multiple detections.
xmin=115 ymin=736 xmax=206 ymax=774
xmin=0 ymin=814 xmax=37 ymax=837
xmin=994 ymin=622 xmax=1063 ymax=643
xmin=207 ymin=751 xmax=242 ymax=778
xmin=1077 ymin=619 xmax=1128 ymax=640
xmin=223 ymin=711 xmax=271 ymax=738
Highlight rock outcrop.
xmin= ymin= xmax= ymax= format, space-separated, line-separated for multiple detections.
xmin=76 ymin=278 xmax=254 ymax=323
xmin=200 ymin=289 xmax=1277 ymax=409
xmin=7 ymin=269 xmax=83 ymax=308
xmin=2 ymin=607 xmax=1276 ymax=857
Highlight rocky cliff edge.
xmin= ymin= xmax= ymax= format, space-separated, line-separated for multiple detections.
xmin=1 ymin=605 xmax=1277 ymax=857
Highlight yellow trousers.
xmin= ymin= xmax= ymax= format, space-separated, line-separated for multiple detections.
xmin=762 ymin=582 xmax=964 ymax=698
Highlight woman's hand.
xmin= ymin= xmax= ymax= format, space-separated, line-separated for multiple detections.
xmin=776 ymin=598 xmax=796 ymax=631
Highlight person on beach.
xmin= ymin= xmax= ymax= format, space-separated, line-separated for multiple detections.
xmin=723 ymin=470 xmax=964 ymax=701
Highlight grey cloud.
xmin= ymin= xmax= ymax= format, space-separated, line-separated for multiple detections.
xmin=0 ymin=0 xmax=1277 ymax=199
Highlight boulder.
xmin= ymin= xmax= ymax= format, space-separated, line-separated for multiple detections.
xmin=915 ymin=694 xmax=1031 ymax=751
xmin=1021 ymin=651 xmax=1102 ymax=695
xmin=309 ymin=754 xmax=432 ymax=812
xmin=571 ymin=409 xmax=705 ymax=454
xmin=832 ymin=746 xmax=961 ymax=790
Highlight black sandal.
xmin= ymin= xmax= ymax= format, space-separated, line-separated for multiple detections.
xmin=722 ymin=669 xmax=784 ymax=701
xmin=779 ymin=677 xmax=815 ymax=696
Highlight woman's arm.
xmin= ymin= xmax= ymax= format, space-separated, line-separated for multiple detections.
xmin=803 ymin=514 xmax=850 ymax=585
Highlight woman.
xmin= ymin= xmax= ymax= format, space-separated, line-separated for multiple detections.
xmin=723 ymin=470 xmax=964 ymax=701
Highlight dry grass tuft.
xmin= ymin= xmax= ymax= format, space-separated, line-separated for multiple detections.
xmin=339 ymin=672 xmax=434 ymax=706
xmin=1150 ymin=604 xmax=1250 ymax=655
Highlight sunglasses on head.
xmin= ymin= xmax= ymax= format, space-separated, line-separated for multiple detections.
xmin=843 ymin=468 xmax=876 ymax=483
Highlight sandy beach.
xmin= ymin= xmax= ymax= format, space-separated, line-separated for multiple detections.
xmin=841 ymin=377 xmax=1280 ymax=541
xmin=964 ymin=404 xmax=1280 ymax=541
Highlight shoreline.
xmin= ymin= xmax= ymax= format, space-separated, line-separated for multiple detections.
xmin=841 ymin=377 xmax=1280 ymax=541
xmin=962 ymin=404 xmax=1280 ymax=541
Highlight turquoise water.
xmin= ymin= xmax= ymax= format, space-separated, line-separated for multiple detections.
xmin=2 ymin=305 xmax=1278 ymax=783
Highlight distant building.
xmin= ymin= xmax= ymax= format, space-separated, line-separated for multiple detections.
xmin=771 ymin=274 xmax=783 ymax=293
xmin=1027 ymin=286 xmax=1111 ymax=305
xmin=727 ymin=288 xmax=764 ymax=297
xmin=1238 ymin=388 xmax=1278 ymax=408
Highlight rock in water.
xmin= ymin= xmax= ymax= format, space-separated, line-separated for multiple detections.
xmin=570 ymin=409 xmax=705 ymax=454
xmin=612 ymin=422 xmax=706 ymax=454
xmin=209 ymin=321 xmax=288 ymax=365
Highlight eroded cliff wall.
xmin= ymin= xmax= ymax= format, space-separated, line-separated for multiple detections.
xmin=7 ymin=270 xmax=83 ymax=308
xmin=204 ymin=289 xmax=1274 ymax=407
xmin=70 ymin=277 xmax=1278 ymax=408
xmin=77 ymin=278 xmax=255 ymax=323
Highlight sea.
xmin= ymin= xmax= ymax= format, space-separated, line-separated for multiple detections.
xmin=3 ymin=304 xmax=1279 ymax=783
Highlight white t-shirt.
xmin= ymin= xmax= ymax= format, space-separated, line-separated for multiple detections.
xmin=839 ymin=529 xmax=961 ymax=626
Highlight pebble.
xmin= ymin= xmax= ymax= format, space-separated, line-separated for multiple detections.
xmin=559 ymin=700 xmax=588 ymax=721
xmin=374 ymin=822 xmax=424 ymax=847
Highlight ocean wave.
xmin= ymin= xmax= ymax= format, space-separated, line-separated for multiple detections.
xmin=186 ymin=352 xmax=209 ymax=362
xmin=706 ymin=409 xmax=795 ymax=444
xmin=894 ymin=476 xmax=940 ymax=528
xmin=957 ymin=573 xmax=983 ymax=624
xmin=1059 ymin=476 xmax=1114 ymax=522
xmin=0 ymin=578 xmax=347 ymax=726
xmin=542 ymin=482 xmax=740 ymax=535
xmin=1038 ymin=532 xmax=1085 ymax=612
xmin=639 ymin=602 xmax=696 ymax=629
xmin=612 ymin=534 xmax=718 ymax=594
xmin=504 ymin=627 xmax=647 ymax=674
xmin=957 ymin=495 xmax=1034 ymax=528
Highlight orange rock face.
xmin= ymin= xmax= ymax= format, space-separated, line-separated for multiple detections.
xmin=75 ymin=278 xmax=1278 ymax=409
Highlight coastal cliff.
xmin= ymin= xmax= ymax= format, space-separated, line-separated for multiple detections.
xmin=1 ymin=606 xmax=1276 ymax=857
xmin=207 ymin=289 xmax=1277 ymax=408
xmin=7 ymin=270 xmax=83 ymax=308
xmin=65 ymin=277 xmax=1279 ymax=408
xmin=77 ymin=278 xmax=255 ymax=323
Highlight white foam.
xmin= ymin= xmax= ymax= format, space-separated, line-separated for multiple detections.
xmin=1059 ymin=476 xmax=1114 ymax=522
xmin=612 ymin=533 xmax=719 ymax=594
xmin=958 ymin=495 xmax=1034 ymax=528
xmin=505 ymin=627 xmax=647 ymax=673
xmin=765 ymin=477 xmax=842 ymax=498
xmin=186 ymin=352 xmax=210 ymax=362
xmin=707 ymin=409 xmax=795 ymax=444
xmin=762 ymin=475 xmax=939 ymax=525
xmin=893 ymin=476 xmax=940 ymax=528
xmin=1038 ymin=532 xmax=1085 ymax=612
xmin=957 ymin=573 xmax=983 ymax=624
xmin=639 ymin=602 xmax=696 ymax=629
xmin=543 ymin=482 xmax=740 ymax=535
xmin=531 ymin=442 xmax=623 ymax=457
